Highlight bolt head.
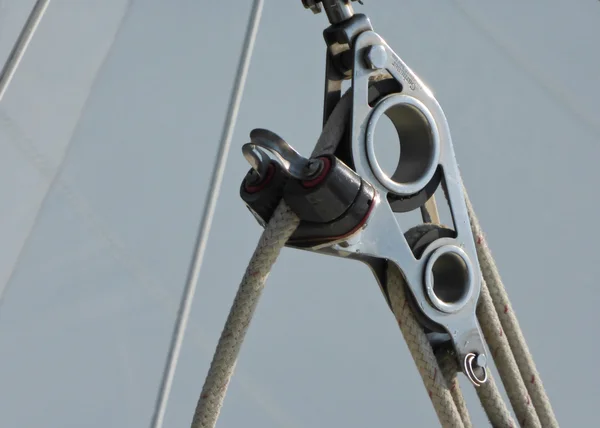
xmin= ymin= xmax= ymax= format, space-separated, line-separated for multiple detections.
xmin=475 ymin=354 xmax=487 ymax=368
xmin=304 ymin=159 xmax=324 ymax=178
xmin=364 ymin=45 xmax=388 ymax=70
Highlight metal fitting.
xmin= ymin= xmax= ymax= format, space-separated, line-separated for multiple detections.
xmin=322 ymin=0 xmax=354 ymax=24
xmin=464 ymin=353 xmax=488 ymax=386
xmin=475 ymin=354 xmax=487 ymax=368
xmin=364 ymin=44 xmax=387 ymax=69
xmin=304 ymin=159 xmax=324 ymax=177
xmin=302 ymin=0 xmax=362 ymax=22
xmin=302 ymin=0 xmax=322 ymax=14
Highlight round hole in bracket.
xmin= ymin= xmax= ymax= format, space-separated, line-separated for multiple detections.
xmin=372 ymin=114 xmax=400 ymax=178
xmin=424 ymin=245 xmax=474 ymax=314
xmin=366 ymin=94 xmax=440 ymax=196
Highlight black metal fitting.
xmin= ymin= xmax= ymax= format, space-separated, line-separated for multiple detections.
xmin=240 ymin=154 xmax=375 ymax=248
xmin=284 ymin=155 xmax=359 ymax=223
xmin=322 ymin=14 xmax=373 ymax=78
xmin=240 ymin=162 xmax=288 ymax=228
xmin=323 ymin=13 xmax=372 ymax=47
xmin=302 ymin=0 xmax=363 ymax=20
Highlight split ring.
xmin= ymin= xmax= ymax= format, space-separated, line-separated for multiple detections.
xmin=464 ymin=353 xmax=488 ymax=386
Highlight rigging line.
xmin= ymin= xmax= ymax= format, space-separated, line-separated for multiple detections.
xmin=149 ymin=1 xmax=265 ymax=427
xmin=0 ymin=0 xmax=51 ymax=102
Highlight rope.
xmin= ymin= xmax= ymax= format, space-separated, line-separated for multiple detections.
xmin=190 ymin=202 xmax=300 ymax=428
xmin=189 ymin=86 xmax=354 ymax=426
xmin=476 ymin=368 xmax=517 ymax=428
xmin=311 ymin=90 xmax=352 ymax=157
xmin=437 ymin=346 xmax=518 ymax=428
xmin=465 ymin=192 xmax=559 ymax=428
xmin=190 ymin=85 xmax=557 ymax=427
xmin=386 ymin=263 xmax=466 ymax=428
xmin=149 ymin=1 xmax=264 ymax=426
xmin=436 ymin=348 xmax=473 ymax=428
xmin=477 ymin=282 xmax=540 ymax=427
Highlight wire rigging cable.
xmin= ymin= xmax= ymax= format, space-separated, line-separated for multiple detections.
xmin=0 ymin=0 xmax=52 ymax=311
xmin=149 ymin=1 xmax=265 ymax=427
xmin=0 ymin=0 xmax=51 ymax=102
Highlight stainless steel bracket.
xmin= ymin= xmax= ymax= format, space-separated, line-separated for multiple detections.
xmin=241 ymin=5 xmax=488 ymax=384
xmin=309 ymin=29 xmax=488 ymax=384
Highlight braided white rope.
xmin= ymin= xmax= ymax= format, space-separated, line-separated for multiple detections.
xmin=436 ymin=349 xmax=473 ymax=428
xmin=478 ymin=280 xmax=540 ymax=427
xmin=190 ymin=202 xmax=299 ymax=428
xmin=465 ymin=192 xmax=559 ymax=428
xmin=311 ymin=89 xmax=352 ymax=157
xmin=190 ymin=89 xmax=556 ymax=428
xmin=437 ymin=344 xmax=516 ymax=428
xmin=476 ymin=367 xmax=517 ymax=428
xmin=400 ymin=223 xmax=524 ymax=427
xmin=387 ymin=263 xmax=466 ymax=428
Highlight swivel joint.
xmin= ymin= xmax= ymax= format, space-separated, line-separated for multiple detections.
xmin=240 ymin=129 xmax=375 ymax=248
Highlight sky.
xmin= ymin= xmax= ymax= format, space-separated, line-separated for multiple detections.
xmin=0 ymin=0 xmax=599 ymax=426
